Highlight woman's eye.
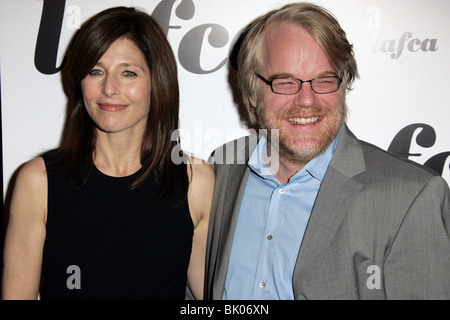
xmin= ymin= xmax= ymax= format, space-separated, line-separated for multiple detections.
xmin=123 ymin=70 xmax=137 ymax=77
xmin=89 ymin=69 xmax=103 ymax=76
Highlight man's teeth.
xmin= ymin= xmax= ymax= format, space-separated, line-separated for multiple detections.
xmin=288 ymin=116 xmax=320 ymax=124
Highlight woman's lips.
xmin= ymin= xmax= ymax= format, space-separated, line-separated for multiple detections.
xmin=98 ymin=103 xmax=128 ymax=111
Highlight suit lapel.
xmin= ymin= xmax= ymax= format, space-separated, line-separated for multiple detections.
xmin=293 ymin=126 xmax=366 ymax=288
xmin=209 ymin=134 xmax=258 ymax=299
xmin=208 ymin=127 xmax=366 ymax=299
xmin=212 ymin=164 xmax=249 ymax=298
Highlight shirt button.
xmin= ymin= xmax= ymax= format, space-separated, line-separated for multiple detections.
xmin=267 ymin=234 xmax=273 ymax=240
xmin=259 ymin=282 xmax=266 ymax=288
xmin=279 ymin=188 xmax=285 ymax=194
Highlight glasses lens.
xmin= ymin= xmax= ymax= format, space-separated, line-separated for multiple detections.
xmin=271 ymin=78 xmax=301 ymax=94
xmin=311 ymin=77 xmax=341 ymax=93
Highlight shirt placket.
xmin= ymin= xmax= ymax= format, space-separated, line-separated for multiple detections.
xmin=252 ymin=183 xmax=286 ymax=299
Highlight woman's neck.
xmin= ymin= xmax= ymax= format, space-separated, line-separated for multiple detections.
xmin=93 ymin=130 xmax=143 ymax=177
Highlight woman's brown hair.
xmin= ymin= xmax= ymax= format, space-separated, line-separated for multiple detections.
xmin=60 ymin=6 xmax=188 ymax=204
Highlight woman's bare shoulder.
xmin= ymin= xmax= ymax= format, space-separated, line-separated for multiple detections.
xmin=15 ymin=157 xmax=47 ymax=184
xmin=186 ymin=156 xmax=215 ymax=226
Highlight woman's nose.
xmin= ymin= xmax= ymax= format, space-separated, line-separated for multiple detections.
xmin=102 ymin=74 xmax=119 ymax=97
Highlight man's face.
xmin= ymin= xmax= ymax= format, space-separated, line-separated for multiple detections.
xmin=252 ymin=22 xmax=346 ymax=165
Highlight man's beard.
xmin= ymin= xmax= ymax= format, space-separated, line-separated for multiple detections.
xmin=256 ymin=103 xmax=347 ymax=167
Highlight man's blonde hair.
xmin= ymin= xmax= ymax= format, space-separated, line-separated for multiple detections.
xmin=237 ymin=2 xmax=358 ymax=125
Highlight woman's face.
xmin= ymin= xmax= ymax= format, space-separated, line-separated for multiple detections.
xmin=81 ymin=37 xmax=151 ymax=137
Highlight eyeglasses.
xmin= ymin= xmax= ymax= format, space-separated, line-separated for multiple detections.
xmin=255 ymin=73 xmax=342 ymax=95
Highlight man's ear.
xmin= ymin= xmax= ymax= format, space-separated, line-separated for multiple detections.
xmin=249 ymin=96 xmax=258 ymax=108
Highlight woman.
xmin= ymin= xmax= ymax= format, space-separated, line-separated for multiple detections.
xmin=2 ymin=7 xmax=213 ymax=300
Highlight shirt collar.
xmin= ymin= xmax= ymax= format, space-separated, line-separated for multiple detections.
xmin=248 ymin=130 xmax=342 ymax=184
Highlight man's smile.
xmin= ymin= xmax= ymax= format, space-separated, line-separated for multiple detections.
xmin=288 ymin=116 xmax=320 ymax=124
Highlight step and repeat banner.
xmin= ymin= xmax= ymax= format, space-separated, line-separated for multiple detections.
xmin=1 ymin=0 xmax=449 ymax=196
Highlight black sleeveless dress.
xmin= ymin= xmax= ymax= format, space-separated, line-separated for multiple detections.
xmin=40 ymin=151 xmax=193 ymax=300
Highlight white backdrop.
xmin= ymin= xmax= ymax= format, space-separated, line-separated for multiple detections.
xmin=1 ymin=0 xmax=449 ymax=197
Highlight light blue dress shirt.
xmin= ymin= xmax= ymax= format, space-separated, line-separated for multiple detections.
xmin=223 ymin=133 xmax=340 ymax=300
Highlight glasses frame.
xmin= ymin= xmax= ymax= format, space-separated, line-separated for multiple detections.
xmin=255 ymin=73 xmax=343 ymax=95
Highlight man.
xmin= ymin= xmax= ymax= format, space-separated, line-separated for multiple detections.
xmin=205 ymin=2 xmax=450 ymax=299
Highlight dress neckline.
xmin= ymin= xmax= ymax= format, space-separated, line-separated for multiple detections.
xmin=92 ymin=163 xmax=143 ymax=181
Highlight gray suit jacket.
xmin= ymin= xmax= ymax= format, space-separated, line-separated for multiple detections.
xmin=205 ymin=125 xmax=450 ymax=299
